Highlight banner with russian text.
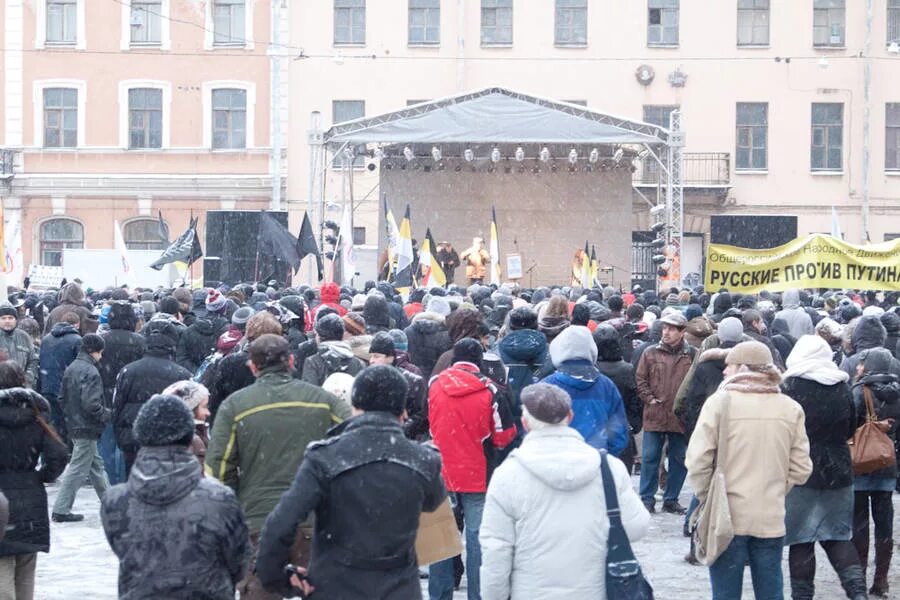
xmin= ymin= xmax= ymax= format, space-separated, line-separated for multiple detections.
xmin=705 ymin=234 xmax=900 ymax=293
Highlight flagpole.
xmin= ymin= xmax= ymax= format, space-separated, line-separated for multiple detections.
xmin=189 ymin=210 xmax=195 ymax=287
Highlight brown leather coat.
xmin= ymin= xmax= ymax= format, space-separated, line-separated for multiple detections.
xmin=636 ymin=341 xmax=695 ymax=433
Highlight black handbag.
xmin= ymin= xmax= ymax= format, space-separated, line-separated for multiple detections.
xmin=600 ymin=450 xmax=654 ymax=600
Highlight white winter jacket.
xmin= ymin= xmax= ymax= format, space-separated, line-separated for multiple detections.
xmin=479 ymin=426 xmax=649 ymax=600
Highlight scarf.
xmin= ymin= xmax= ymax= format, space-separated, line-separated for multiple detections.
xmin=781 ymin=335 xmax=849 ymax=386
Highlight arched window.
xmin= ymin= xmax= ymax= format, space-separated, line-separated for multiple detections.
xmin=40 ymin=218 xmax=84 ymax=266
xmin=123 ymin=218 xmax=166 ymax=250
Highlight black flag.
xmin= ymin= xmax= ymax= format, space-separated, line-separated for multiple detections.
xmin=258 ymin=211 xmax=303 ymax=272
xmin=150 ymin=220 xmax=203 ymax=270
xmin=158 ymin=210 xmax=170 ymax=243
xmin=298 ymin=211 xmax=324 ymax=281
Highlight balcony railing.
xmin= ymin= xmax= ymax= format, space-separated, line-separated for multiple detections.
xmin=633 ymin=152 xmax=731 ymax=187
xmin=1 ymin=149 xmax=17 ymax=179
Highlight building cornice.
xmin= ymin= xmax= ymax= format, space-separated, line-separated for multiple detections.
xmin=9 ymin=174 xmax=277 ymax=197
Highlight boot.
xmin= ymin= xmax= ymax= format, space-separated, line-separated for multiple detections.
xmin=789 ymin=578 xmax=815 ymax=600
xmin=836 ymin=564 xmax=868 ymax=600
xmin=853 ymin=533 xmax=870 ymax=581
xmin=869 ymin=539 xmax=892 ymax=597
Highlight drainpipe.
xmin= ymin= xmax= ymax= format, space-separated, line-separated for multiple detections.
xmin=456 ymin=0 xmax=465 ymax=91
xmin=270 ymin=0 xmax=283 ymax=211
xmin=862 ymin=0 xmax=872 ymax=241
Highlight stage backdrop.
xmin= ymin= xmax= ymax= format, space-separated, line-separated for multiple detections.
xmin=379 ymin=160 xmax=633 ymax=288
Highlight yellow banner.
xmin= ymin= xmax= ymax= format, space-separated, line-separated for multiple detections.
xmin=705 ymin=234 xmax=900 ymax=293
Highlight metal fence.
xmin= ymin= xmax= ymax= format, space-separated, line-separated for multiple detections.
xmin=633 ymin=152 xmax=731 ymax=186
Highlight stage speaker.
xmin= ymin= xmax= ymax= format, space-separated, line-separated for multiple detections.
xmin=204 ymin=211 xmax=290 ymax=286
xmin=710 ymin=215 xmax=797 ymax=249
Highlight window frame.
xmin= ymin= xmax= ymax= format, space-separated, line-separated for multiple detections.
xmin=332 ymin=100 xmax=366 ymax=168
xmin=42 ymin=88 xmax=78 ymax=149
xmin=810 ymin=102 xmax=844 ymax=172
xmin=334 ymin=0 xmax=366 ymax=46
xmin=36 ymin=0 xmax=85 ymax=49
xmin=886 ymin=103 xmax=900 ymax=172
xmin=647 ymin=0 xmax=679 ymax=47
xmin=118 ymin=81 xmax=171 ymax=149
xmin=120 ymin=0 xmax=170 ymax=50
xmin=205 ymin=0 xmax=253 ymax=49
xmin=211 ymin=89 xmax=248 ymax=150
xmin=813 ymin=0 xmax=845 ymax=48
xmin=735 ymin=102 xmax=769 ymax=171
xmin=889 ymin=0 xmax=900 ymax=46
xmin=736 ymin=0 xmax=770 ymax=47
xmin=123 ymin=218 xmax=168 ymax=251
xmin=554 ymin=0 xmax=588 ymax=47
xmin=39 ymin=217 xmax=84 ymax=267
xmin=202 ymin=81 xmax=255 ymax=149
xmin=481 ymin=0 xmax=513 ymax=47
xmin=408 ymin=0 xmax=441 ymax=46
xmin=33 ymin=79 xmax=86 ymax=149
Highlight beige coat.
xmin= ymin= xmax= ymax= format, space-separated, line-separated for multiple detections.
xmin=686 ymin=370 xmax=812 ymax=538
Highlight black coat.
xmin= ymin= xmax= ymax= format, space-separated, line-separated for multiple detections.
xmin=112 ymin=350 xmax=192 ymax=453
xmin=682 ymin=347 xmax=730 ymax=439
xmin=597 ymin=359 xmax=642 ymax=435
xmin=400 ymin=368 xmax=428 ymax=440
xmin=0 ymin=388 xmax=68 ymax=556
xmin=300 ymin=342 xmax=366 ymax=387
xmin=176 ymin=316 xmax=228 ymax=374
xmin=255 ymin=413 xmax=445 ymax=599
xmin=201 ymin=348 xmax=256 ymax=425
xmin=101 ymin=446 xmax=250 ymax=600
xmin=782 ymin=376 xmax=856 ymax=489
xmin=292 ymin=339 xmax=318 ymax=380
xmin=62 ymin=352 xmax=110 ymax=439
xmin=404 ymin=313 xmax=452 ymax=381
xmin=98 ymin=328 xmax=146 ymax=408
xmin=840 ymin=316 xmax=900 ymax=379
xmin=852 ymin=374 xmax=900 ymax=480
xmin=38 ymin=322 xmax=81 ymax=398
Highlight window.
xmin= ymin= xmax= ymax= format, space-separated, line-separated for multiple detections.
xmin=813 ymin=0 xmax=845 ymax=47
xmin=213 ymin=0 xmax=245 ymax=46
xmin=334 ymin=0 xmax=365 ymax=45
xmin=408 ymin=0 xmax=440 ymax=45
xmin=40 ymin=218 xmax=83 ymax=266
xmin=332 ymin=100 xmax=365 ymax=167
xmin=736 ymin=102 xmax=768 ymax=170
xmin=648 ymin=0 xmax=679 ymax=46
xmin=737 ymin=0 xmax=769 ymax=46
xmin=555 ymin=0 xmax=587 ymax=46
xmin=887 ymin=103 xmax=900 ymax=171
xmin=47 ymin=0 xmax=77 ymax=44
xmin=482 ymin=0 xmax=512 ymax=46
xmin=352 ymin=227 xmax=366 ymax=245
xmin=643 ymin=104 xmax=678 ymax=128
xmin=124 ymin=219 xmax=166 ymax=250
xmin=811 ymin=103 xmax=843 ymax=171
xmin=131 ymin=0 xmax=162 ymax=44
xmin=212 ymin=89 xmax=246 ymax=149
xmin=889 ymin=0 xmax=900 ymax=44
xmin=128 ymin=88 xmax=162 ymax=149
xmin=43 ymin=88 xmax=77 ymax=148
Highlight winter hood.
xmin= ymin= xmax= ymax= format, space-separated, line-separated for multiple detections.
xmin=511 ymin=427 xmax=600 ymax=491
xmin=499 ymin=329 xmax=547 ymax=363
xmin=782 ymin=289 xmax=801 ymax=310
xmin=58 ymin=282 xmax=85 ymax=306
xmin=320 ymin=282 xmax=341 ymax=304
xmin=50 ymin=322 xmax=79 ymax=338
xmin=411 ymin=311 xmax=446 ymax=332
xmin=318 ymin=340 xmax=355 ymax=360
xmin=433 ymin=363 xmax=488 ymax=397
xmin=0 ymin=388 xmax=47 ymax=429
xmin=128 ymin=445 xmax=202 ymax=506
xmin=852 ymin=315 xmax=887 ymax=352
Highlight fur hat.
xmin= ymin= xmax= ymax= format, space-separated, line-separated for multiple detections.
xmin=133 ymin=394 xmax=195 ymax=447
xmin=508 ymin=306 xmax=538 ymax=331
xmin=316 ymin=313 xmax=345 ymax=341
xmin=725 ymin=341 xmax=773 ymax=367
xmin=369 ymin=331 xmax=395 ymax=357
xmin=351 ymin=365 xmax=408 ymax=416
xmin=549 ymin=325 xmax=597 ymax=367
xmin=452 ymin=338 xmax=484 ymax=367
xmin=231 ymin=306 xmax=254 ymax=328
xmin=427 ymin=296 xmax=452 ymax=317
xmin=206 ymin=289 xmax=227 ymax=313
xmin=522 ymin=383 xmax=571 ymax=425
xmin=81 ymin=333 xmax=105 ymax=354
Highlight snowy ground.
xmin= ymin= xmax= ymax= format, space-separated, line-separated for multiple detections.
xmin=34 ymin=480 xmax=898 ymax=599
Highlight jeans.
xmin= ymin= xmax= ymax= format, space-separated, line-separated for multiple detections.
xmin=52 ymin=438 xmax=109 ymax=515
xmin=709 ymin=535 xmax=784 ymax=600
xmin=429 ymin=492 xmax=485 ymax=600
xmin=99 ymin=424 xmax=126 ymax=485
xmin=639 ymin=431 xmax=687 ymax=503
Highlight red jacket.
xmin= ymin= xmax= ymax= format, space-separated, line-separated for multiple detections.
xmin=428 ymin=362 xmax=517 ymax=493
xmin=404 ymin=302 xmax=424 ymax=320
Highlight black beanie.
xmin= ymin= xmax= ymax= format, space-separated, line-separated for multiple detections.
xmin=133 ymin=394 xmax=195 ymax=447
xmin=369 ymin=331 xmax=395 ymax=357
xmin=508 ymin=306 xmax=537 ymax=330
xmin=352 ymin=365 xmax=408 ymax=416
xmin=0 ymin=303 xmax=18 ymax=319
xmin=316 ymin=313 xmax=345 ymax=342
xmin=81 ymin=333 xmax=105 ymax=354
xmin=452 ymin=338 xmax=483 ymax=367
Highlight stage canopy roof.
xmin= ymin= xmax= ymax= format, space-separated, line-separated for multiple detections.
xmin=323 ymin=87 xmax=669 ymax=150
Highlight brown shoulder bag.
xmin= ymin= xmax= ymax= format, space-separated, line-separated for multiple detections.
xmin=849 ymin=386 xmax=897 ymax=475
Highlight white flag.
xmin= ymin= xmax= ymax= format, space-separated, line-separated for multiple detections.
xmin=114 ymin=220 xmax=133 ymax=283
xmin=338 ymin=203 xmax=355 ymax=286
xmin=830 ymin=206 xmax=843 ymax=240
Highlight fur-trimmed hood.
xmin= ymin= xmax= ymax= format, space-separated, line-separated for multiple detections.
xmin=720 ymin=369 xmax=782 ymax=394
xmin=698 ymin=347 xmax=730 ymax=364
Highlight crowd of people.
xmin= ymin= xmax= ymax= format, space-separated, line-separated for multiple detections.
xmin=0 ymin=278 xmax=899 ymax=599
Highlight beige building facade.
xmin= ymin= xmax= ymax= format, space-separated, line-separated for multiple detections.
xmin=289 ymin=0 xmax=900 ymax=286
xmin=1 ymin=0 xmax=287 ymax=285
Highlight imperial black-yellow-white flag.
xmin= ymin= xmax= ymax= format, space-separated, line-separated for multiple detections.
xmin=393 ymin=205 xmax=414 ymax=290
xmin=490 ymin=206 xmax=501 ymax=285
xmin=420 ymin=228 xmax=446 ymax=288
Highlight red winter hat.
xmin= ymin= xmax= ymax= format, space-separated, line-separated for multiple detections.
xmin=206 ymin=289 xmax=227 ymax=313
